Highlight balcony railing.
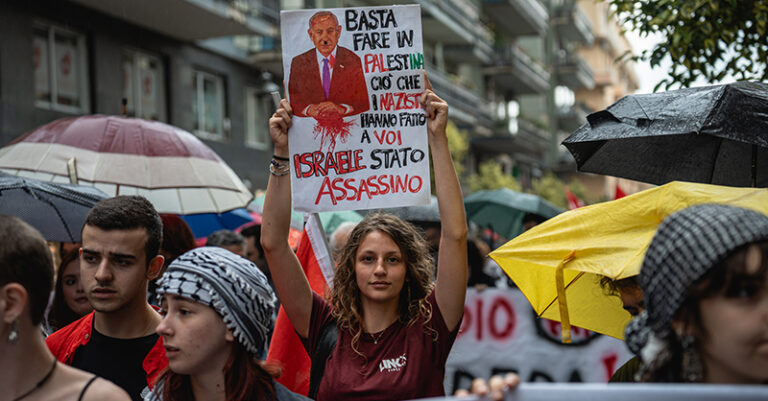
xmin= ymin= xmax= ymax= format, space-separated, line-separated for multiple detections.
xmin=556 ymin=53 xmax=594 ymax=90
xmin=482 ymin=0 xmax=548 ymax=37
xmin=557 ymin=101 xmax=592 ymax=132
xmin=553 ymin=2 xmax=594 ymax=46
xmin=425 ymin=62 xmax=494 ymax=129
xmin=484 ymin=44 xmax=550 ymax=95
xmin=69 ymin=0 xmax=278 ymax=41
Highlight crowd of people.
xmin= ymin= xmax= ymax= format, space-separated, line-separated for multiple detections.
xmin=3 ymin=83 xmax=768 ymax=401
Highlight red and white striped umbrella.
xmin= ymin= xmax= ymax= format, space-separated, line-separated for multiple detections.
xmin=0 ymin=115 xmax=252 ymax=214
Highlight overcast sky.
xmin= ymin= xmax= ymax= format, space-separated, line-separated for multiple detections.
xmin=624 ymin=30 xmax=671 ymax=94
xmin=625 ymin=28 xmax=737 ymax=94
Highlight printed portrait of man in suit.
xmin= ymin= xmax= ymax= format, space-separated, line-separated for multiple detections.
xmin=288 ymin=11 xmax=370 ymax=119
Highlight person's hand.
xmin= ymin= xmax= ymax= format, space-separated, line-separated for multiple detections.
xmin=454 ymin=373 xmax=520 ymax=401
xmin=269 ymin=99 xmax=293 ymax=155
xmin=307 ymin=102 xmax=345 ymax=118
xmin=420 ymin=75 xmax=448 ymax=142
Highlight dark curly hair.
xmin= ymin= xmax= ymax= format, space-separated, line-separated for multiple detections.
xmin=329 ymin=213 xmax=436 ymax=364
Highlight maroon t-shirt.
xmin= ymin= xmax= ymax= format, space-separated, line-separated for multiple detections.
xmin=301 ymin=291 xmax=459 ymax=401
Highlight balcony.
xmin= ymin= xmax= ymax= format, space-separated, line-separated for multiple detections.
xmin=553 ymin=2 xmax=594 ymax=46
xmin=556 ymin=53 xmax=594 ymax=90
xmin=484 ymin=44 xmax=550 ymax=95
xmin=482 ymin=0 xmax=548 ymax=37
xmin=471 ymin=117 xmax=549 ymax=157
xmin=69 ymin=0 xmax=278 ymax=41
xmin=557 ymin=101 xmax=592 ymax=132
xmin=425 ymin=63 xmax=494 ymax=131
xmin=363 ymin=0 xmax=493 ymax=54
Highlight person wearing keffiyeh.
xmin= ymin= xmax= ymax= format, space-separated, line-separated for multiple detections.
xmin=147 ymin=247 xmax=309 ymax=401
xmin=625 ymin=204 xmax=768 ymax=384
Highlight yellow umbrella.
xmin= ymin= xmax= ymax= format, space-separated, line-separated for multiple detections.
xmin=490 ymin=181 xmax=768 ymax=342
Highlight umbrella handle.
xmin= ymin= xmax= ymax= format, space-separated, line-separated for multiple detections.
xmin=67 ymin=158 xmax=78 ymax=184
xmin=555 ymin=251 xmax=576 ymax=344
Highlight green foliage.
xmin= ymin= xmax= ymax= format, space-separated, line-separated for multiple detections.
xmin=445 ymin=121 xmax=468 ymax=177
xmin=609 ymin=0 xmax=768 ymax=90
xmin=469 ymin=160 xmax=522 ymax=192
xmin=532 ymin=172 xmax=568 ymax=209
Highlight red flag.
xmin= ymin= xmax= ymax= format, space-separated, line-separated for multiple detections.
xmin=267 ymin=215 xmax=332 ymax=395
xmin=565 ymin=187 xmax=584 ymax=210
xmin=614 ymin=183 xmax=627 ymax=200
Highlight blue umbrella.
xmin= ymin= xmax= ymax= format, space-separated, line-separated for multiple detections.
xmin=180 ymin=208 xmax=255 ymax=239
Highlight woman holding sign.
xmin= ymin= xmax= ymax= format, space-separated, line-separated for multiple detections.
xmin=262 ymin=81 xmax=468 ymax=400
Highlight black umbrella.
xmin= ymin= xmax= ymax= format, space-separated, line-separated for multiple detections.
xmin=0 ymin=174 xmax=108 ymax=242
xmin=563 ymin=81 xmax=768 ymax=187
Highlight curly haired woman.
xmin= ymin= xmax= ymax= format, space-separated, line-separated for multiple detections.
xmin=261 ymin=81 xmax=468 ymax=401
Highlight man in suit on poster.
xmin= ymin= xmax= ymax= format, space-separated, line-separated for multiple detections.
xmin=288 ymin=11 xmax=369 ymax=118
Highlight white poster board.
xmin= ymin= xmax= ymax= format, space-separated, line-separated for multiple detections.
xmin=444 ymin=289 xmax=633 ymax=394
xmin=280 ymin=6 xmax=430 ymax=213
xmin=418 ymin=383 xmax=768 ymax=401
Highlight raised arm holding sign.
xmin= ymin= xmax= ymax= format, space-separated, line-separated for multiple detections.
xmin=262 ymin=79 xmax=467 ymax=400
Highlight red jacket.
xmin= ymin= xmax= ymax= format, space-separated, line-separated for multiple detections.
xmin=46 ymin=311 xmax=167 ymax=389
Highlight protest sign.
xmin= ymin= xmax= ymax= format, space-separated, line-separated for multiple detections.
xmin=280 ymin=5 xmax=429 ymax=213
xmin=444 ymin=289 xmax=633 ymax=394
xmin=419 ymin=383 xmax=768 ymax=401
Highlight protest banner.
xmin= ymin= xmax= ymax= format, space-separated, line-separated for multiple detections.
xmin=280 ymin=5 xmax=429 ymax=213
xmin=418 ymin=383 xmax=768 ymax=401
xmin=444 ymin=289 xmax=633 ymax=394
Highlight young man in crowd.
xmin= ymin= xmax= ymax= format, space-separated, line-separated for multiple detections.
xmin=47 ymin=196 xmax=167 ymax=401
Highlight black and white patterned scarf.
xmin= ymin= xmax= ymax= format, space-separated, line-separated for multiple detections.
xmin=156 ymin=246 xmax=277 ymax=356
xmin=626 ymin=204 xmax=768 ymax=365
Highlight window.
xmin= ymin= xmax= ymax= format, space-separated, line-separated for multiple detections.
xmin=123 ymin=50 xmax=166 ymax=121
xmin=193 ymin=70 xmax=227 ymax=140
xmin=244 ymin=87 xmax=272 ymax=148
xmin=33 ymin=23 xmax=89 ymax=112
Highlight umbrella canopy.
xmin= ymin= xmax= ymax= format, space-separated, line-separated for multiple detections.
xmin=180 ymin=208 xmax=257 ymax=239
xmin=317 ymin=210 xmax=363 ymax=235
xmin=464 ymin=188 xmax=563 ymax=239
xmin=490 ymin=181 xmax=768 ymax=341
xmin=367 ymin=195 xmax=439 ymax=224
xmin=0 ymin=173 xmax=108 ymax=242
xmin=563 ymin=81 xmax=768 ymax=187
xmin=0 ymin=115 xmax=252 ymax=214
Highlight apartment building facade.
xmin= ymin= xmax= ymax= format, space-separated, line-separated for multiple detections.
xmin=0 ymin=0 xmax=637 ymax=195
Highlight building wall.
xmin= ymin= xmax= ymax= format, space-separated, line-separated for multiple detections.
xmin=0 ymin=0 xmax=275 ymax=191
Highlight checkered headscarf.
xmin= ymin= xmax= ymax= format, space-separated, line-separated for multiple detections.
xmin=626 ymin=204 xmax=768 ymax=356
xmin=156 ymin=246 xmax=276 ymax=356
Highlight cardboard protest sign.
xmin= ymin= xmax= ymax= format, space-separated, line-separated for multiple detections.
xmin=280 ymin=5 xmax=429 ymax=213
